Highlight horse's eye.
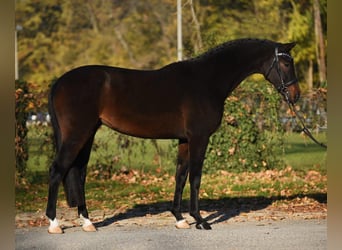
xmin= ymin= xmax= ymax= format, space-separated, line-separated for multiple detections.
xmin=284 ymin=63 xmax=290 ymax=67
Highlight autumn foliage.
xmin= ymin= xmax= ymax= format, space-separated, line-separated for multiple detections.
xmin=15 ymin=80 xmax=34 ymax=177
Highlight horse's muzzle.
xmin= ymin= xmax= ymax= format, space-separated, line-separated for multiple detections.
xmin=286 ymin=84 xmax=301 ymax=104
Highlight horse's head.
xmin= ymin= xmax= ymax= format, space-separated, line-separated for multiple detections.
xmin=264 ymin=42 xmax=300 ymax=104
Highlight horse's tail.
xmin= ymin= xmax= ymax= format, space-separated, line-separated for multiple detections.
xmin=49 ymin=78 xmax=85 ymax=208
xmin=48 ymin=79 xmax=61 ymax=152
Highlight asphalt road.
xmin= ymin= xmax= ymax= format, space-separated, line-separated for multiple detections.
xmin=15 ymin=219 xmax=326 ymax=250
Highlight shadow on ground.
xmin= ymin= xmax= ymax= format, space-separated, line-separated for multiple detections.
xmin=94 ymin=192 xmax=326 ymax=228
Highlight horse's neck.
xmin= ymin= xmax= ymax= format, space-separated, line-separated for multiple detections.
xmin=206 ymin=46 xmax=268 ymax=99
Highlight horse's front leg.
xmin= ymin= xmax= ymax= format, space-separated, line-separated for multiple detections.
xmin=171 ymin=139 xmax=190 ymax=229
xmin=188 ymin=136 xmax=211 ymax=230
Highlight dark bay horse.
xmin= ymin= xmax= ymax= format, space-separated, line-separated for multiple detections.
xmin=46 ymin=38 xmax=300 ymax=233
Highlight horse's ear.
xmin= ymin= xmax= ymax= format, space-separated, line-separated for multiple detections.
xmin=280 ymin=42 xmax=296 ymax=52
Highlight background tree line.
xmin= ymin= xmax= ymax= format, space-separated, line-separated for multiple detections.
xmin=16 ymin=0 xmax=326 ymax=104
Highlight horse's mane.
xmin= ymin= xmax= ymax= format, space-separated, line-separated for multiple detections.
xmin=187 ymin=38 xmax=277 ymax=63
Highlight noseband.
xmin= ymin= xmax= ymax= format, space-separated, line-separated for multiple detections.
xmin=265 ymin=47 xmax=298 ymax=101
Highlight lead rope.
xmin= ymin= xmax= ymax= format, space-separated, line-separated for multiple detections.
xmin=286 ymin=101 xmax=327 ymax=149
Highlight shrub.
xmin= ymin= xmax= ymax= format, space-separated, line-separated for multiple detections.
xmin=204 ymin=80 xmax=285 ymax=173
xmin=15 ymin=80 xmax=34 ymax=177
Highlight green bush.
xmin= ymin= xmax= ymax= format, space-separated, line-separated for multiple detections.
xmin=204 ymin=80 xmax=285 ymax=173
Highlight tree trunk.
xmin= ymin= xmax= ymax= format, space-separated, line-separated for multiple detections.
xmin=307 ymin=59 xmax=313 ymax=94
xmin=114 ymin=29 xmax=136 ymax=65
xmin=313 ymin=0 xmax=326 ymax=85
xmin=189 ymin=0 xmax=203 ymax=54
xmin=86 ymin=3 xmax=99 ymax=33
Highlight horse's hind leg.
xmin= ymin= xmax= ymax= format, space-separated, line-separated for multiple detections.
xmin=46 ymin=160 xmax=63 ymax=233
xmin=46 ymin=141 xmax=84 ymax=233
xmin=171 ymin=139 xmax=191 ymax=229
xmin=46 ymin=124 xmax=99 ymax=233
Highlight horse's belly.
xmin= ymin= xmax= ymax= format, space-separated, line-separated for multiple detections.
xmin=99 ymin=112 xmax=184 ymax=139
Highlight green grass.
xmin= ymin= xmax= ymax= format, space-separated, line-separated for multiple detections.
xmin=283 ymin=132 xmax=327 ymax=174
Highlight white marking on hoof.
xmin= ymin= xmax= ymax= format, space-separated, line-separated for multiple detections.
xmin=175 ymin=219 xmax=191 ymax=229
xmin=82 ymin=223 xmax=97 ymax=232
xmin=80 ymin=215 xmax=96 ymax=232
xmin=48 ymin=218 xmax=63 ymax=234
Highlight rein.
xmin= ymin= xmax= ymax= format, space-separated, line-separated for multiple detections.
xmin=267 ymin=47 xmax=327 ymax=149
xmin=286 ymin=101 xmax=327 ymax=149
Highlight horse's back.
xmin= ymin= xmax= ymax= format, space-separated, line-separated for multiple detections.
xmin=50 ymin=65 xmax=188 ymax=139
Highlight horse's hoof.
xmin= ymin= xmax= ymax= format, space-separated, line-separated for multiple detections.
xmin=195 ymin=221 xmax=212 ymax=230
xmin=48 ymin=226 xmax=63 ymax=234
xmin=175 ymin=219 xmax=191 ymax=229
xmin=82 ymin=223 xmax=97 ymax=232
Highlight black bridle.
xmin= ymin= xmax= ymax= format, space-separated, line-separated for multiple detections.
xmin=265 ymin=47 xmax=298 ymax=101
xmin=266 ymin=47 xmax=327 ymax=149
